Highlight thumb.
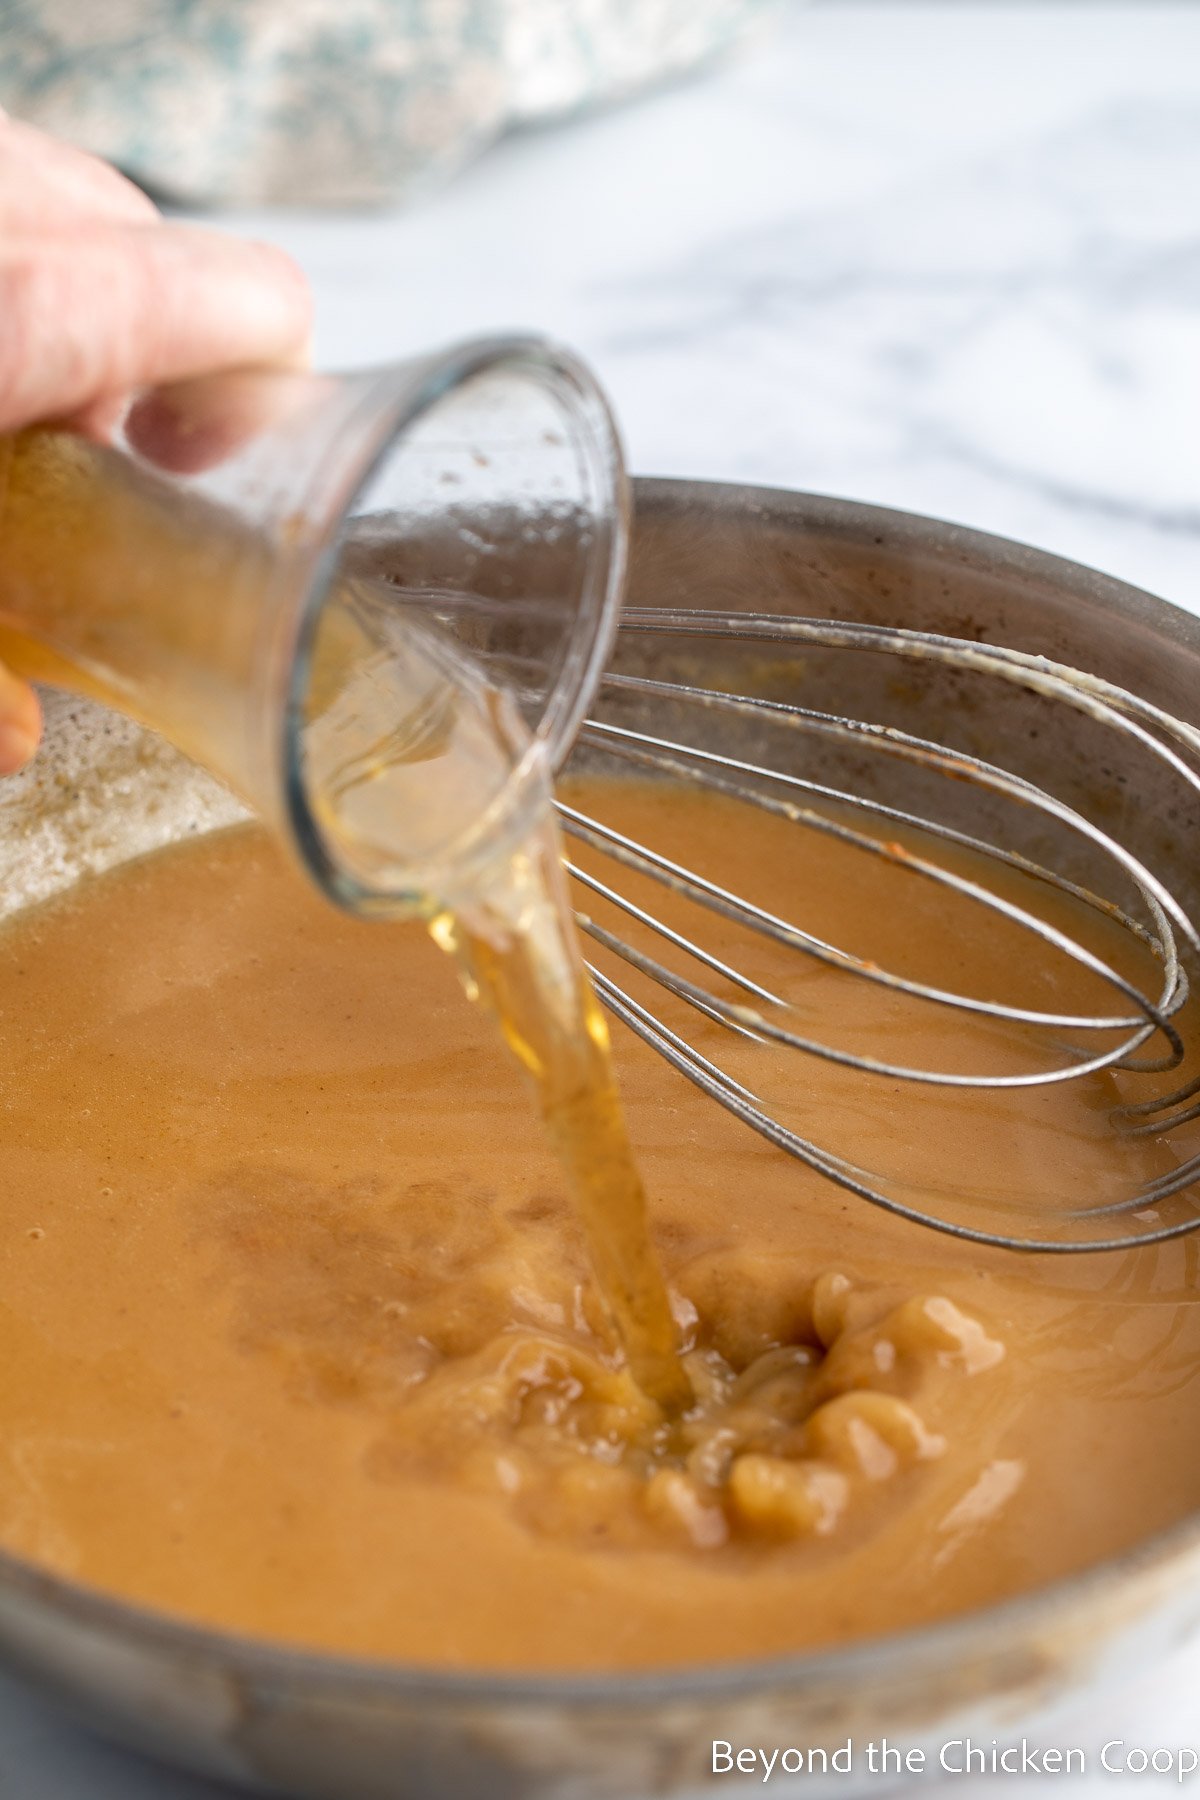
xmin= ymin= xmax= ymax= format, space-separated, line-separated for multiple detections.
xmin=0 ymin=221 xmax=312 ymax=435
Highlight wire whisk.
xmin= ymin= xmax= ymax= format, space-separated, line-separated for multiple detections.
xmin=559 ymin=609 xmax=1200 ymax=1254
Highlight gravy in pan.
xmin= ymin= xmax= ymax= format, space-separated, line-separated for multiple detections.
xmin=0 ymin=778 xmax=1198 ymax=1669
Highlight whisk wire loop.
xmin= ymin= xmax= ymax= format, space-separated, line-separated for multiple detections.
xmin=563 ymin=609 xmax=1200 ymax=1251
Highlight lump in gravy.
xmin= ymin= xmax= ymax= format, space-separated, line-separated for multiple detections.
xmin=0 ymin=778 xmax=1199 ymax=1670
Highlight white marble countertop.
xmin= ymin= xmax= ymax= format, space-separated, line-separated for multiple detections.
xmin=8 ymin=3 xmax=1200 ymax=1792
xmin=248 ymin=0 xmax=1199 ymax=616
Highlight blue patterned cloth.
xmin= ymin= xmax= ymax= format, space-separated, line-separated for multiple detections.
xmin=0 ymin=0 xmax=777 ymax=206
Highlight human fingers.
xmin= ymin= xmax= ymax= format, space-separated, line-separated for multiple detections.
xmin=0 ymin=115 xmax=158 ymax=230
xmin=122 ymin=361 xmax=317 ymax=474
xmin=0 ymin=221 xmax=312 ymax=435
xmin=0 ymin=663 xmax=42 ymax=775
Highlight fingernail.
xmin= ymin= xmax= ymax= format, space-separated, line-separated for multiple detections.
xmin=0 ymin=721 xmax=38 ymax=773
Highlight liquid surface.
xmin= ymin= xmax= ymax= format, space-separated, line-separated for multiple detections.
xmin=1 ymin=784 xmax=1199 ymax=1670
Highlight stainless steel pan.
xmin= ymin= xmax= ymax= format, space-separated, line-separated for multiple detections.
xmin=1 ymin=478 xmax=1198 ymax=1798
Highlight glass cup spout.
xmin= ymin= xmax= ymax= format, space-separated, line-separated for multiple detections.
xmin=0 ymin=337 xmax=628 ymax=916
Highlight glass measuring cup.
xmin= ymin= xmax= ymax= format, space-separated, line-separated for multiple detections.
xmin=0 ymin=336 xmax=628 ymax=916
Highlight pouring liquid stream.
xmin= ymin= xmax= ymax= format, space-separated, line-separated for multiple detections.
xmin=302 ymin=590 xmax=690 ymax=1408
xmin=0 ymin=428 xmax=690 ymax=1411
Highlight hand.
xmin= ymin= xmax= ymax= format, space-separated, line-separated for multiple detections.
xmin=0 ymin=114 xmax=312 ymax=774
